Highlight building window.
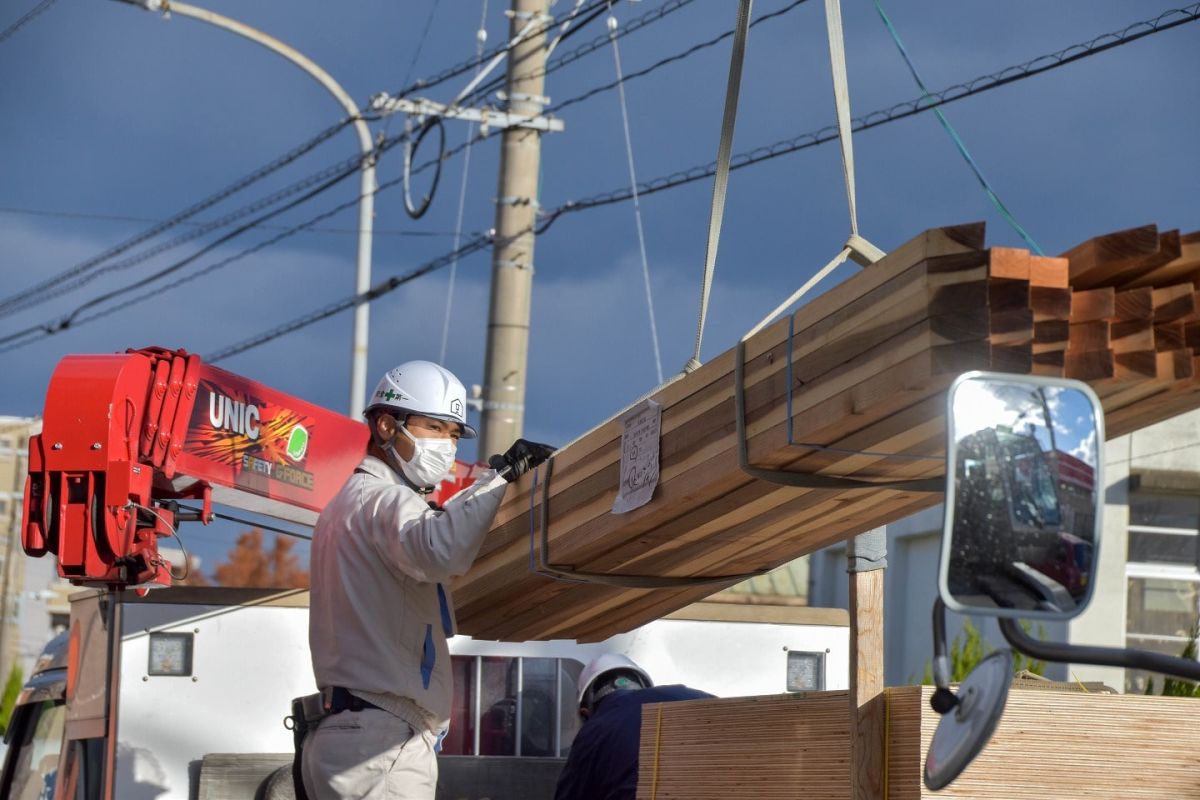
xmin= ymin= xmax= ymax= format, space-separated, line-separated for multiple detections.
xmin=444 ymin=656 xmax=583 ymax=757
xmin=1125 ymin=491 xmax=1200 ymax=693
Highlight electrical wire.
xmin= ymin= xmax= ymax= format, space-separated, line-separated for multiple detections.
xmin=873 ymin=0 xmax=1044 ymax=255
xmin=2 ymin=1 xmax=1193 ymax=359
xmin=0 ymin=0 xmax=719 ymax=333
xmin=0 ymin=118 xmax=356 ymax=318
xmin=393 ymin=0 xmax=610 ymax=98
xmin=549 ymin=0 xmax=810 ymax=114
xmin=0 ymin=0 xmax=647 ymax=322
xmin=206 ymin=231 xmax=496 ymax=363
xmin=536 ymin=2 xmax=1200 ymax=226
xmin=0 ymin=161 xmax=362 ymax=348
xmin=606 ymin=1 xmax=663 ymax=384
xmin=460 ymin=0 xmax=701 ymax=108
xmin=0 ymin=205 xmax=477 ymax=238
xmin=0 ymin=0 xmax=57 ymax=45
xmin=383 ymin=0 xmax=442 ymax=145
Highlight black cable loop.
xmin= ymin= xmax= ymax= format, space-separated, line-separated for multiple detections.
xmin=403 ymin=116 xmax=447 ymax=220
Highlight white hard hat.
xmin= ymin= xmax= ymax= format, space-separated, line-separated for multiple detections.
xmin=366 ymin=360 xmax=477 ymax=438
xmin=577 ymin=653 xmax=652 ymax=709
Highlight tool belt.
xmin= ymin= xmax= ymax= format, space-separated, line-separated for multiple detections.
xmin=287 ymin=688 xmax=388 ymax=800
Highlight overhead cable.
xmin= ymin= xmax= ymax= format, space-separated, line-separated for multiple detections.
xmin=0 ymin=0 xmax=619 ymax=318
xmin=0 ymin=0 xmax=58 ymax=45
xmin=538 ymin=2 xmax=1200 ymax=227
xmin=0 ymin=118 xmax=355 ymax=317
xmin=461 ymin=0 xmax=701 ymax=107
xmin=0 ymin=205 xmax=474 ymax=237
xmin=381 ymin=0 xmax=442 ymax=145
xmin=186 ymin=1 xmax=1200 ymax=364
xmin=550 ymin=0 xmax=810 ymax=114
xmin=207 ymin=232 xmax=496 ymax=363
xmin=3 ymin=1 xmax=1193 ymax=359
xmin=394 ymin=0 xmax=610 ymax=97
xmin=873 ymin=0 xmax=1044 ymax=255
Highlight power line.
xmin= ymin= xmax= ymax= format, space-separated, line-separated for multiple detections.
xmin=538 ymin=1 xmax=1200 ymax=226
xmin=0 ymin=0 xmax=641 ymax=321
xmin=461 ymin=0 xmax=702 ymax=108
xmin=0 ymin=118 xmax=356 ymax=317
xmin=207 ymin=232 xmax=496 ymax=363
xmin=549 ymin=0 xmax=810 ymax=114
xmin=0 ymin=205 xmax=476 ymax=238
xmin=164 ymin=1 xmax=1200 ymax=363
xmin=0 ymin=0 xmax=57 ymax=45
xmin=3 ymin=1 xmax=1192 ymax=359
xmin=393 ymin=0 xmax=610 ymax=98
xmin=383 ymin=0 xmax=442 ymax=144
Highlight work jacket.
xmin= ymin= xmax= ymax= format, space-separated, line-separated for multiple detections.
xmin=309 ymin=455 xmax=508 ymax=736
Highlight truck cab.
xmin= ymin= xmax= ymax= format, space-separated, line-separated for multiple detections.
xmin=0 ymin=631 xmax=69 ymax=800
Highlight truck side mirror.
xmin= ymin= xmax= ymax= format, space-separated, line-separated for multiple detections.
xmin=940 ymin=372 xmax=1104 ymax=621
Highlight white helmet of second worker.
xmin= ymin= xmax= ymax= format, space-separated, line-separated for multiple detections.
xmin=577 ymin=653 xmax=653 ymax=711
xmin=367 ymin=360 xmax=478 ymax=439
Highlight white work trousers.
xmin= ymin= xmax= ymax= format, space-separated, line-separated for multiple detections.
xmin=301 ymin=709 xmax=438 ymax=800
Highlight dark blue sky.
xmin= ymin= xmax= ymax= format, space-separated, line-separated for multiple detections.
xmin=2 ymin=0 xmax=1197 ymax=572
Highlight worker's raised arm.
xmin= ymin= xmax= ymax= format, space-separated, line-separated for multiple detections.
xmin=364 ymin=470 xmax=509 ymax=582
xmin=364 ymin=438 xmax=555 ymax=582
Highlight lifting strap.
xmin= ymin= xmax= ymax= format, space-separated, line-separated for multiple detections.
xmin=684 ymin=0 xmax=753 ymax=374
xmin=731 ymin=0 xmax=940 ymax=493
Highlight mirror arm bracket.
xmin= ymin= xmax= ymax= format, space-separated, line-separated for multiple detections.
xmin=998 ymin=618 xmax=1200 ymax=682
xmin=929 ymin=597 xmax=959 ymax=713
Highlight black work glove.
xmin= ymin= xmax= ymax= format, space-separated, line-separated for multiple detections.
xmin=488 ymin=439 xmax=556 ymax=483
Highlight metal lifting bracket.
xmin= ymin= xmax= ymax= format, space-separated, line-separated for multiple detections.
xmin=528 ymin=458 xmax=776 ymax=588
xmin=733 ymin=314 xmax=944 ymax=493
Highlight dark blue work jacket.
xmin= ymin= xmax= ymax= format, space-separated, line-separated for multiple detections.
xmin=553 ymin=685 xmax=713 ymax=800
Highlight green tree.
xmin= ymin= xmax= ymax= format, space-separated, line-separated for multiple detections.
xmin=921 ymin=618 xmax=1046 ymax=684
xmin=0 ymin=663 xmax=25 ymax=734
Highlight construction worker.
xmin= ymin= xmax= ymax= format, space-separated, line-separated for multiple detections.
xmin=554 ymin=654 xmax=713 ymax=800
xmin=299 ymin=360 xmax=554 ymax=800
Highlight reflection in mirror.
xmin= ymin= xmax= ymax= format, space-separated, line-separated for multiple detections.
xmin=942 ymin=375 xmax=1103 ymax=620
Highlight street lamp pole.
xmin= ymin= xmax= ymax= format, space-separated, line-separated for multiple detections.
xmin=120 ymin=0 xmax=377 ymax=417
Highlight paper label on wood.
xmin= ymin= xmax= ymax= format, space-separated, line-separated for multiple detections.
xmin=612 ymin=399 xmax=662 ymax=514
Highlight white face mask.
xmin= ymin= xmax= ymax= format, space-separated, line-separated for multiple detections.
xmin=386 ymin=424 xmax=457 ymax=488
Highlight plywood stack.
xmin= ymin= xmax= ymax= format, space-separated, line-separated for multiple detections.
xmin=452 ymin=222 xmax=1200 ymax=642
xmin=636 ymin=687 xmax=1200 ymax=799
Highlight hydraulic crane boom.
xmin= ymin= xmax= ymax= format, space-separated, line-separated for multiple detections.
xmin=20 ymin=346 xmax=482 ymax=590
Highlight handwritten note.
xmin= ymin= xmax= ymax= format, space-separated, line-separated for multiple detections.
xmin=612 ymin=399 xmax=662 ymax=514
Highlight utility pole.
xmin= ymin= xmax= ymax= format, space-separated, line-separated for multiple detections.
xmin=478 ymin=0 xmax=552 ymax=457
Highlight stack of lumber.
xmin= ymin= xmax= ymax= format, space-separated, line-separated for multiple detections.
xmin=636 ymin=687 xmax=1200 ymax=799
xmin=453 ymin=222 xmax=1200 ymax=642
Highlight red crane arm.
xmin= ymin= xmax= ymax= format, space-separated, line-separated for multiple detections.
xmin=23 ymin=346 xmax=370 ymax=589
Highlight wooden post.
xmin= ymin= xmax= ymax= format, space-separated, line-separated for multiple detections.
xmin=848 ymin=535 xmax=886 ymax=800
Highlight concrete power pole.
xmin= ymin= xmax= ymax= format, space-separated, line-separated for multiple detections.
xmin=478 ymin=0 xmax=551 ymax=457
